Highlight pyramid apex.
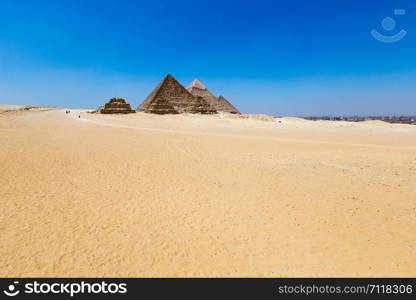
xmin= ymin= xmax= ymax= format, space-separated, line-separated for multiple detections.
xmin=188 ymin=79 xmax=206 ymax=90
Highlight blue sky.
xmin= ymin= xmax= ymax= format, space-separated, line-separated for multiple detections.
xmin=0 ymin=0 xmax=415 ymax=116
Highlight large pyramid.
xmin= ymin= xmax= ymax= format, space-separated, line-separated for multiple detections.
xmin=97 ymin=98 xmax=136 ymax=114
xmin=187 ymin=79 xmax=218 ymax=106
xmin=137 ymin=75 xmax=216 ymax=114
xmin=187 ymin=79 xmax=240 ymax=114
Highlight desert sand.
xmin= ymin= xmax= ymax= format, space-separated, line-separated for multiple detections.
xmin=1 ymin=105 xmax=415 ymax=277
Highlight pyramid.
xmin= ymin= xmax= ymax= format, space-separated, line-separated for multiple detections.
xmin=217 ymin=95 xmax=241 ymax=114
xmin=187 ymin=79 xmax=218 ymax=107
xmin=137 ymin=75 xmax=216 ymax=114
xmin=97 ymin=98 xmax=136 ymax=114
xmin=187 ymin=79 xmax=240 ymax=114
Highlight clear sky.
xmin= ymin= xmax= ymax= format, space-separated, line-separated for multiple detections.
xmin=0 ymin=0 xmax=415 ymax=116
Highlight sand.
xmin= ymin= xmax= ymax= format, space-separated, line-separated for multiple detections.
xmin=0 ymin=105 xmax=20 ymax=112
xmin=1 ymin=105 xmax=415 ymax=277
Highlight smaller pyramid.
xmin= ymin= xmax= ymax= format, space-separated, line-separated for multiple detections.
xmin=137 ymin=75 xmax=216 ymax=114
xmin=98 ymin=98 xmax=136 ymax=114
xmin=217 ymin=95 xmax=241 ymax=114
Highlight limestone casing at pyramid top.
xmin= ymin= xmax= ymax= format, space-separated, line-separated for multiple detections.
xmin=188 ymin=79 xmax=206 ymax=90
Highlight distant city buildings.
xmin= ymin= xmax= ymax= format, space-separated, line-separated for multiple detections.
xmin=304 ymin=116 xmax=416 ymax=125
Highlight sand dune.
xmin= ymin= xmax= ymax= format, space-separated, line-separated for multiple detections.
xmin=0 ymin=104 xmax=22 ymax=112
xmin=1 ymin=106 xmax=415 ymax=277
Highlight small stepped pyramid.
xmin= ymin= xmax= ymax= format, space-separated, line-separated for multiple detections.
xmin=97 ymin=98 xmax=136 ymax=114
